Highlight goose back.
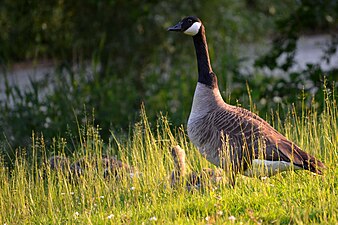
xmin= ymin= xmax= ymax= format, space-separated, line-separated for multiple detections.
xmin=187 ymin=82 xmax=325 ymax=174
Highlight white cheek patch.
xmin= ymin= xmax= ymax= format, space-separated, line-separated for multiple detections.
xmin=184 ymin=22 xmax=202 ymax=36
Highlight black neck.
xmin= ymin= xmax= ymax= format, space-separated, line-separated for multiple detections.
xmin=192 ymin=25 xmax=217 ymax=88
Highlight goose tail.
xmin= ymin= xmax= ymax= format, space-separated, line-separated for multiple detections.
xmin=292 ymin=145 xmax=326 ymax=175
xmin=277 ymin=139 xmax=326 ymax=175
xmin=303 ymin=154 xmax=326 ymax=175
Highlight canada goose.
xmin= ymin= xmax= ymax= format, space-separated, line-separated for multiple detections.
xmin=170 ymin=145 xmax=187 ymax=187
xmin=102 ymin=156 xmax=138 ymax=179
xmin=48 ymin=156 xmax=70 ymax=171
xmin=170 ymin=145 xmax=223 ymax=190
xmin=70 ymin=157 xmax=89 ymax=177
xmin=70 ymin=155 xmax=137 ymax=179
xmin=168 ymin=16 xmax=325 ymax=182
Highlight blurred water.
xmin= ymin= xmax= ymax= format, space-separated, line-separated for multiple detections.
xmin=1 ymin=35 xmax=337 ymax=101
xmin=0 ymin=62 xmax=54 ymax=103
xmin=294 ymin=35 xmax=337 ymax=71
xmin=239 ymin=34 xmax=338 ymax=76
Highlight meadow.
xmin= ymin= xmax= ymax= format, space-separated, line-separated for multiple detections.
xmin=0 ymin=90 xmax=337 ymax=225
xmin=1 ymin=1 xmax=337 ymax=224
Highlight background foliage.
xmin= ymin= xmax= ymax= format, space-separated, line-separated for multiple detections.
xmin=0 ymin=0 xmax=337 ymax=164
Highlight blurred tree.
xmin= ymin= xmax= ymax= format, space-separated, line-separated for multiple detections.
xmin=251 ymin=0 xmax=338 ymax=113
xmin=0 ymin=0 xmax=336 ymax=163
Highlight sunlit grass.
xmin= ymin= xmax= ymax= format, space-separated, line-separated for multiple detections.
xmin=0 ymin=94 xmax=337 ymax=224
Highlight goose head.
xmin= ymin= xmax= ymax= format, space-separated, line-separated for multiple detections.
xmin=168 ymin=16 xmax=202 ymax=36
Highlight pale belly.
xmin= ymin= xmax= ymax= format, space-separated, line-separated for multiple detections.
xmin=243 ymin=159 xmax=302 ymax=177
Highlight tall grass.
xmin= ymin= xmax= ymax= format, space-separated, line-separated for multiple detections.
xmin=0 ymin=93 xmax=337 ymax=224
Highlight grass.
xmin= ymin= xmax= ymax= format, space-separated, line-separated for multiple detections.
xmin=0 ymin=93 xmax=337 ymax=225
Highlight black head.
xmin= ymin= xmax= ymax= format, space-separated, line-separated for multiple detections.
xmin=167 ymin=16 xmax=202 ymax=36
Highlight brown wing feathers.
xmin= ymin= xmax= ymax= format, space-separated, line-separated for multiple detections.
xmin=213 ymin=104 xmax=325 ymax=174
xmin=270 ymin=137 xmax=325 ymax=174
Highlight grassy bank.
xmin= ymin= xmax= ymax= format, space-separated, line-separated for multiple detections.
xmin=0 ymin=94 xmax=337 ymax=224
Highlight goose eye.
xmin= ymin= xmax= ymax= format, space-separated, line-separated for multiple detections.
xmin=188 ymin=19 xmax=192 ymax=23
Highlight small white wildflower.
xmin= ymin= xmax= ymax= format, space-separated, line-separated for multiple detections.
xmin=70 ymin=192 xmax=75 ymax=195
xmin=130 ymin=186 xmax=135 ymax=191
xmin=217 ymin=210 xmax=223 ymax=216
xmin=94 ymin=203 xmax=98 ymax=207
xmin=39 ymin=105 xmax=48 ymax=112
xmin=100 ymin=195 xmax=104 ymax=199
xmin=149 ymin=216 xmax=157 ymax=221
xmin=41 ymin=22 xmax=47 ymax=30
xmin=107 ymin=214 xmax=114 ymax=220
xmin=261 ymin=176 xmax=268 ymax=181
xmin=273 ymin=96 xmax=282 ymax=103
xmin=205 ymin=216 xmax=210 ymax=221
xmin=260 ymin=98 xmax=267 ymax=105
xmin=228 ymin=215 xmax=236 ymax=222
xmin=45 ymin=117 xmax=52 ymax=123
xmin=74 ymin=212 xmax=80 ymax=217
